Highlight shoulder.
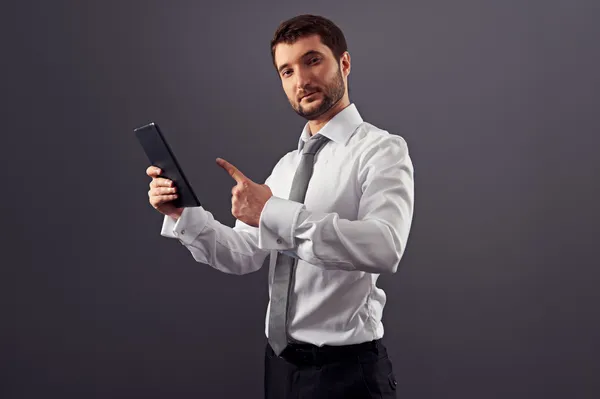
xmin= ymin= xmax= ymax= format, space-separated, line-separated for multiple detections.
xmin=350 ymin=122 xmax=410 ymax=165
xmin=350 ymin=122 xmax=414 ymax=190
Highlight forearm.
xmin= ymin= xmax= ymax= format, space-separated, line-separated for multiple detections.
xmin=258 ymin=198 xmax=411 ymax=274
xmin=162 ymin=207 xmax=269 ymax=275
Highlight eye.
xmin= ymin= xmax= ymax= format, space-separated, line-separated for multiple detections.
xmin=309 ymin=57 xmax=321 ymax=65
xmin=282 ymin=69 xmax=292 ymax=77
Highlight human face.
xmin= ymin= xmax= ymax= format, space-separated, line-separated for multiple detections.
xmin=274 ymin=34 xmax=347 ymax=121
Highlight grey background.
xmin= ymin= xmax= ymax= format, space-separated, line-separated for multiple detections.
xmin=1 ymin=0 xmax=599 ymax=398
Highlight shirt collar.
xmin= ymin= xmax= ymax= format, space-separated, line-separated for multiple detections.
xmin=297 ymin=103 xmax=364 ymax=153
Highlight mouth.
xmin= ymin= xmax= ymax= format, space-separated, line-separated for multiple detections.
xmin=301 ymin=92 xmax=319 ymax=101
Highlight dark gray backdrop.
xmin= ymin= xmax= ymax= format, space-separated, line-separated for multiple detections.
xmin=1 ymin=1 xmax=599 ymax=398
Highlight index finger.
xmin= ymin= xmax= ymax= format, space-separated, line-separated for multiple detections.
xmin=150 ymin=177 xmax=173 ymax=188
xmin=216 ymin=158 xmax=247 ymax=183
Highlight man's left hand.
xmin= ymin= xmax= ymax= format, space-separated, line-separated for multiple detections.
xmin=216 ymin=157 xmax=273 ymax=227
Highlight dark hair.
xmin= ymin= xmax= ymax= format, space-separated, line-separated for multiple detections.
xmin=270 ymin=14 xmax=348 ymax=70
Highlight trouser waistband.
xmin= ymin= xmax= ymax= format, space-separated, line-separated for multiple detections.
xmin=269 ymin=339 xmax=385 ymax=366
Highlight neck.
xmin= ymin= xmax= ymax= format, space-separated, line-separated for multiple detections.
xmin=307 ymin=97 xmax=351 ymax=135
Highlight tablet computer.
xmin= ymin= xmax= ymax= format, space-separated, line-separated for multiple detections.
xmin=134 ymin=122 xmax=201 ymax=208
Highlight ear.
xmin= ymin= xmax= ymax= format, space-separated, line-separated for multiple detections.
xmin=340 ymin=51 xmax=351 ymax=77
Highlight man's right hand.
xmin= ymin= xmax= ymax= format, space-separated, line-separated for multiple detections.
xmin=146 ymin=166 xmax=183 ymax=220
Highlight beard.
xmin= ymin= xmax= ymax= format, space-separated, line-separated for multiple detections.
xmin=291 ymin=69 xmax=345 ymax=120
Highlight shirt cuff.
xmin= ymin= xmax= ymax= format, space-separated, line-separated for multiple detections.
xmin=160 ymin=207 xmax=208 ymax=245
xmin=258 ymin=196 xmax=304 ymax=250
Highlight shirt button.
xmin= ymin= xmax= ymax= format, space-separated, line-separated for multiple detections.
xmin=181 ymin=229 xmax=186 ymax=235
xmin=276 ymin=238 xmax=282 ymax=244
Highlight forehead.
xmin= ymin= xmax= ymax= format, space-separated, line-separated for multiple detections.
xmin=273 ymin=34 xmax=333 ymax=68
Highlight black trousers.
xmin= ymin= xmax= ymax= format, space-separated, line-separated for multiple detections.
xmin=264 ymin=339 xmax=398 ymax=399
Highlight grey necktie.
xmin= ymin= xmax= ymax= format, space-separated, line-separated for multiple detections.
xmin=268 ymin=133 xmax=331 ymax=356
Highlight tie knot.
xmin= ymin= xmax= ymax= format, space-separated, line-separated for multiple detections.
xmin=302 ymin=134 xmax=330 ymax=155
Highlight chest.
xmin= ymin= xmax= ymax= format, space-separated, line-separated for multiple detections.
xmin=269 ymin=146 xmax=362 ymax=220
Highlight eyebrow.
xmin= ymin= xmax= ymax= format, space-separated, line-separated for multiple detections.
xmin=277 ymin=50 xmax=324 ymax=74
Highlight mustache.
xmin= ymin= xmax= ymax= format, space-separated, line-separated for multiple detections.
xmin=298 ymin=87 xmax=320 ymax=100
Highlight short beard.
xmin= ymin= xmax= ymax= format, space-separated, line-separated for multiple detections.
xmin=293 ymin=69 xmax=345 ymax=120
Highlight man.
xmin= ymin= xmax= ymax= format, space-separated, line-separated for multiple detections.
xmin=146 ymin=14 xmax=414 ymax=399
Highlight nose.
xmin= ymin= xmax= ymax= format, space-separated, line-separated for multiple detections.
xmin=295 ymin=67 xmax=312 ymax=92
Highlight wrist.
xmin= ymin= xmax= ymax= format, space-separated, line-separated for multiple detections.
xmin=168 ymin=208 xmax=183 ymax=220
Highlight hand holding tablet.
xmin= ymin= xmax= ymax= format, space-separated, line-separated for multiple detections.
xmin=134 ymin=122 xmax=201 ymax=217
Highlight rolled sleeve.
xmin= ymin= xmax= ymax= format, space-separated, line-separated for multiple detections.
xmin=258 ymin=196 xmax=304 ymax=250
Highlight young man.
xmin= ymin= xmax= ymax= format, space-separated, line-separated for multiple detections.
xmin=146 ymin=14 xmax=414 ymax=399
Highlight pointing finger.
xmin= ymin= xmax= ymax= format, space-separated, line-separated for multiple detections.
xmin=216 ymin=157 xmax=248 ymax=183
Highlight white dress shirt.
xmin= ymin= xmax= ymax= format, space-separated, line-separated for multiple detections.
xmin=160 ymin=103 xmax=414 ymax=347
